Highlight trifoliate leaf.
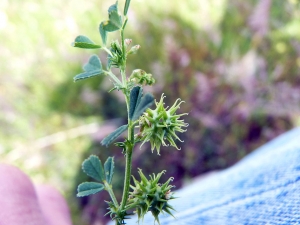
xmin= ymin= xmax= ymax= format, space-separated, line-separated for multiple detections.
xmin=98 ymin=2 xmax=122 ymax=44
xmin=104 ymin=157 xmax=114 ymax=184
xmin=102 ymin=20 xmax=121 ymax=32
xmin=73 ymin=70 xmax=102 ymax=81
xmin=129 ymin=86 xmax=143 ymax=120
xmin=102 ymin=2 xmax=122 ymax=32
xmin=101 ymin=124 xmax=128 ymax=147
xmin=109 ymin=10 xmax=122 ymax=29
xmin=77 ymin=182 xmax=104 ymax=197
xmin=108 ymin=1 xmax=118 ymax=12
xmin=74 ymin=35 xmax=93 ymax=43
xmin=99 ymin=22 xmax=107 ymax=45
xmin=73 ymin=55 xmax=103 ymax=81
xmin=83 ymin=55 xmax=102 ymax=71
xmin=82 ymin=155 xmax=105 ymax=181
xmin=132 ymin=93 xmax=154 ymax=121
xmin=72 ymin=35 xmax=101 ymax=49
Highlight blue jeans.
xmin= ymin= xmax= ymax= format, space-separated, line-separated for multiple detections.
xmin=122 ymin=127 xmax=300 ymax=225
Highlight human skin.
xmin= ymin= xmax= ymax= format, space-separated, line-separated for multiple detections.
xmin=0 ymin=164 xmax=72 ymax=225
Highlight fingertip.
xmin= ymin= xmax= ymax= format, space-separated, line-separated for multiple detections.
xmin=35 ymin=184 xmax=73 ymax=225
xmin=0 ymin=163 xmax=48 ymax=225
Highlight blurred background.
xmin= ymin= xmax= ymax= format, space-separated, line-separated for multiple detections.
xmin=1 ymin=0 xmax=300 ymax=224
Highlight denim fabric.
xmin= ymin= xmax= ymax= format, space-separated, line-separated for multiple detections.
xmin=110 ymin=127 xmax=300 ymax=225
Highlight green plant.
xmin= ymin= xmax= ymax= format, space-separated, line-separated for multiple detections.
xmin=72 ymin=1 xmax=188 ymax=224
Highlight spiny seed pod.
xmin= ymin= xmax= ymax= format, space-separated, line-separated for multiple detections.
xmin=126 ymin=169 xmax=175 ymax=224
xmin=138 ymin=94 xmax=188 ymax=155
xmin=129 ymin=69 xmax=155 ymax=86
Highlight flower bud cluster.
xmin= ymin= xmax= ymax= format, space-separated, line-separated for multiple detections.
xmin=129 ymin=69 xmax=155 ymax=86
xmin=138 ymin=94 xmax=188 ymax=155
xmin=108 ymin=40 xmax=123 ymax=68
xmin=126 ymin=169 xmax=175 ymax=224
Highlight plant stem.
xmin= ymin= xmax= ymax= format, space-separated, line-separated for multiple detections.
xmin=121 ymin=24 xmax=126 ymax=63
xmin=119 ymin=24 xmax=135 ymax=210
xmin=102 ymin=46 xmax=113 ymax=56
xmin=118 ymin=16 xmax=135 ymax=214
xmin=121 ymin=69 xmax=127 ymax=88
xmin=104 ymin=180 xmax=119 ymax=208
xmin=120 ymin=141 xmax=133 ymax=209
xmin=103 ymin=70 xmax=123 ymax=87
xmin=120 ymin=86 xmax=135 ymax=211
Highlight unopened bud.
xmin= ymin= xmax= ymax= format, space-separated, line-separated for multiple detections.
xmin=125 ymin=39 xmax=132 ymax=46
xmin=127 ymin=45 xmax=140 ymax=55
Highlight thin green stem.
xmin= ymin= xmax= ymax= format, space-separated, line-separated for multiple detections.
xmin=111 ymin=14 xmax=135 ymax=217
xmin=103 ymin=70 xmax=123 ymax=87
xmin=120 ymin=27 xmax=127 ymax=84
xmin=121 ymin=19 xmax=127 ymax=61
xmin=121 ymin=69 xmax=127 ymax=88
xmin=120 ymin=77 xmax=134 ymax=211
xmin=119 ymin=22 xmax=135 ymax=210
xmin=104 ymin=180 xmax=119 ymax=208
xmin=120 ymin=142 xmax=133 ymax=210
xmin=102 ymin=46 xmax=113 ymax=56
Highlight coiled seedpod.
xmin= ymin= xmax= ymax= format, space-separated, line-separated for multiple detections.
xmin=138 ymin=94 xmax=188 ymax=155
xmin=126 ymin=169 xmax=175 ymax=224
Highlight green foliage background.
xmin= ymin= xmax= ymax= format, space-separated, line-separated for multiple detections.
xmin=1 ymin=0 xmax=300 ymax=224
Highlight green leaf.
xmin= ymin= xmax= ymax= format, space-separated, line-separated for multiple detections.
xmin=129 ymin=86 xmax=143 ymax=120
xmin=77 ymin=182 xmax=104 ymax=197
xmin=83 ymin=55 xmax=102 ymax=71
xmin=108 ymin=1 xmax=118 ymax=13
xmin=74 ymin=55 xmax=103 ymax=81
xmin=101 ymin=124 xmax=128 ymax=147
xmin=124 ymin=0 xmax=131 ymax=16
xmin=132 ymin=93 xmax=154 ymax=121
xmin=109 ymin=10 xmax=122 ymax=28
xmin=102 ymin=20 xmax=121 ymax=32
xmin=104 ymin=157 xmax=114 ymax=184
xmin=72 ymin=35 xmax=101 ymax=49
xmin=102 ymin=2 xmax=122 ymax=32
xmin=72 ymin=42 xmax=101 ymax=49
xmin=73 ymin=70 xmax=102 ymax=81
xmin=99 ymin=22 xmax=107 ymax=45
xmin=98 ymin=2 xmax=122 ymax=42
xmin=82 ymin=155 xmax=105 ymax=181
xmin=74 ymin=35 xmax=93 ymax=43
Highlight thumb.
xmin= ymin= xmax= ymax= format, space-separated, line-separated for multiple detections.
xmin=0 ymin=164 xmax=73 ymax=225
xmin=35 ymin=184 xmax=72 ymax=225
xmin=0 ymin=164 xmax=48 ymax=225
